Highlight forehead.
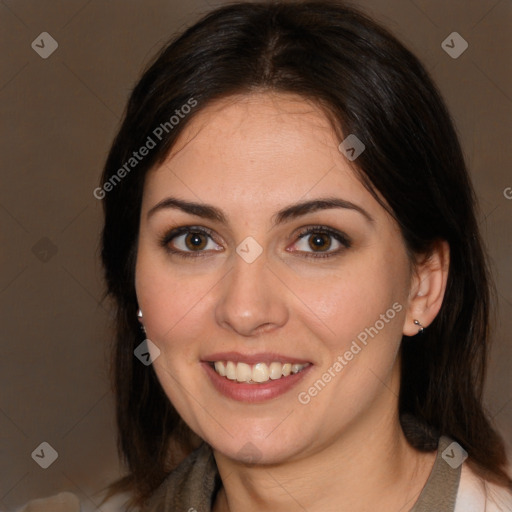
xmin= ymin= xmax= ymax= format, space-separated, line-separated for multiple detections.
xmin=141 ymin=92 xmax=378 ymax=220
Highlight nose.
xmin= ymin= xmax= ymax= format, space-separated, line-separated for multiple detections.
xmin=214 ymin=248 xmax=289 ymax=337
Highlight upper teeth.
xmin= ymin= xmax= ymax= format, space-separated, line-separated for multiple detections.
xmin=213 ymin=361 xmax=309 ymax=383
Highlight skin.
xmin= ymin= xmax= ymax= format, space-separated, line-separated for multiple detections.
xmin=135 ymin=92 xmax=450 ymax=511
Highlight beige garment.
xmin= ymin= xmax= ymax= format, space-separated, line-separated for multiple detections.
xmin=409 ymin=435 xmax=461 ymax=511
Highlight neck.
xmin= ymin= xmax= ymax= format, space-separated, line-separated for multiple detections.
xmin=212 ymin=368 xmax=436 ymax=512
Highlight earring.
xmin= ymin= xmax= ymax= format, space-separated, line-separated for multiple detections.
xmin=137 ymin=309 xmax=146 ymax=334
xmin=413 ymin=319 xmax=425 ymax=334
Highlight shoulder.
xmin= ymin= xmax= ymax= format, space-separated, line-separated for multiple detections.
xmin=15 ymin=490 xmax=133 ymax=512
xmin=454 ymin=462 xmax=512 ymax=512
xmin=15 ymin=445 xmax=215 ymax=512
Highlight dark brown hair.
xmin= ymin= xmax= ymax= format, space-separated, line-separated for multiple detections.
xmin=99 ymin=0 xmax=512 ymax=507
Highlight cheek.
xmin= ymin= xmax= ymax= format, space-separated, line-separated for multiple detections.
xmin=293 ymin=261 xmax=407 ymax=421
xmin=135 ymin=249 xmax=211 ymax=361
xmin=292 ymin=250 xmax=408 ymax=351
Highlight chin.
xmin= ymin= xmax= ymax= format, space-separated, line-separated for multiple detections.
xmin=203 ymin=423 xmax=311 ymax=466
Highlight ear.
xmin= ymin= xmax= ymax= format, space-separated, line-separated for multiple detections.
xmin=403 ymin=240 xmax=450 ymax=336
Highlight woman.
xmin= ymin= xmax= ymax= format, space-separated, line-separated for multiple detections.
xmin=98 ymin=1 xmax=512 ymax=511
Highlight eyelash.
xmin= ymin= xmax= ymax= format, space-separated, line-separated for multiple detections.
xmin=158 ymin=225 xmax=352 ymax=260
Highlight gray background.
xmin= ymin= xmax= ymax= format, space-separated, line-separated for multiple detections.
xmin=1 ymin=0 xmax=511 ymax=509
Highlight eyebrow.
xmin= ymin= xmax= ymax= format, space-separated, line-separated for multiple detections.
xmin=147 ymin=196 xmax=374 ymax=226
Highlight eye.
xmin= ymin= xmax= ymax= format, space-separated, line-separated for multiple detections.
xmin=160 ymin=226 xmax=222 ymax=257
xmin=159 ymin=225 xmax=351 ymax=260
xmin=290 ymin=226 xmax=352 ymax=258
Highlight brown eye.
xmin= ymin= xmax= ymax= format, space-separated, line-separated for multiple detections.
xmin=308 ymin=233 xmax=332 ymax=252
xmin=184 ymin=232 xmax=208 ymax=251
xmin=290 ymin=226 xmax=352 ymax=259
xmin=160 ymin=226 xmax=223 ymax=257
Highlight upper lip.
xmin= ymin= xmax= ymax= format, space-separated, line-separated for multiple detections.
xmin=202 ymin=352 xmax=312 ymax=365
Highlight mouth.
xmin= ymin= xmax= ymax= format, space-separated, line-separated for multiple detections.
xmin=208 ymin=360 xmax=311 ymax=384
xmin=201 ymin=353 xmax=313 ymax=403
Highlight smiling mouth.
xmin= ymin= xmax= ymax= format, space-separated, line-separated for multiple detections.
xmin=209 ymin=361 xmax=311 ymax=384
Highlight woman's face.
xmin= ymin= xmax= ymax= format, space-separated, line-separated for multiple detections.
xmin=135 ymin=92 xmax=415 ymax=464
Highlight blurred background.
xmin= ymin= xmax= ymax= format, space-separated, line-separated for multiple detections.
xmin=1 ymin=0 xmax=511 ymax=509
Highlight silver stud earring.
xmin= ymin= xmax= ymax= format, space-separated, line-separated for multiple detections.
xmin=137 ymin=309 xmax=143 ymax=319
xmin=413 ymin=319 xmax=425 ymax=334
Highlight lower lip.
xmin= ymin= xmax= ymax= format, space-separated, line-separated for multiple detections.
xmin=202 ymin=362 xmax=313 ymax=403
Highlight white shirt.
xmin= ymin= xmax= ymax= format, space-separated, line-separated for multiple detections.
xmin=455 ymin=462 xmax=512 ymax=511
